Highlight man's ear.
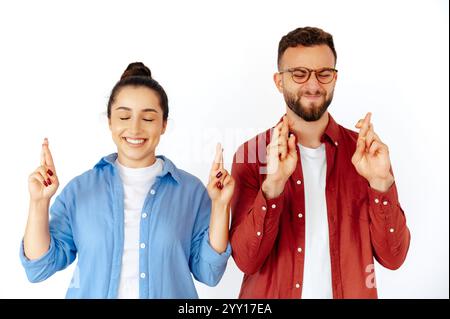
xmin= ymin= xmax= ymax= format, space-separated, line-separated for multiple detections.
xmin=108 ymin=117 xmax=112 ymax=130
xmin=273 ymin=72 xmax=284 ymax=93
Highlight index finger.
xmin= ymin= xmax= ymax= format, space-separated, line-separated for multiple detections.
xmin=358 ymin=112 xmax=372 ymax=138
xmin=219 ymin=147 xmax=224 ymax=171
xmin=42 ymin=138 xmax=55 ymax=168
xmin=40 ymin=139 xmax=46 ymax=166
xmin=211 ymin=143 xmax=222 ymax=172
xmin=281 ymin=116 xmax=289 ymax=141
xmin=270 ymin=122 xmax=282 ymax=146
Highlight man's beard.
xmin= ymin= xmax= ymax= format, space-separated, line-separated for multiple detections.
xmin=284 ymin=89 xmax=334 ymax=122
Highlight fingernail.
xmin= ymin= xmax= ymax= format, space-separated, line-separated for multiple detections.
xmin=216 ymin=171 xmax=223 ymax=178
xmin=47 ymin=178 xmax=52 ymax=185
xmin=43 ymin=181 xmax=48 ymax=187
xmin=217 ymin=181 xmax=223 ymax=189
xmin=47 ymin=169 xmax=53 ymax=176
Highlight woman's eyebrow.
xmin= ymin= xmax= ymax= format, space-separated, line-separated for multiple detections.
xmin=115 ymin=106 xmax=158 ymax=113
xmin=141 ymin=108 xmax=158 ymax=113
xmin=115 ymin=106 xmax=132 ymax=111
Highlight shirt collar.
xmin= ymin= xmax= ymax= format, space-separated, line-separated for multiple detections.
xmin=321 ymin=113 xmax=340 ymax=146
xmin=94 ymin=153 xmax=181 ymax=184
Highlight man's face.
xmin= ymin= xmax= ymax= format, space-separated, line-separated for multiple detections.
xmin=274 ymin=44 xmax=337 ymax=122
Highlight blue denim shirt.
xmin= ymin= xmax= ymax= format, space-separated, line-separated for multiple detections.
xmin=20 ymin=153 xmax=231 ymax=298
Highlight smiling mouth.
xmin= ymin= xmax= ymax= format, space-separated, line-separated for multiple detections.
xmin=122 ymin=137 xmax=147 ymax=145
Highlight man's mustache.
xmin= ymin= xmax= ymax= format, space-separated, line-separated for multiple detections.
xmin=299 ymin=89 xmax=326 ymax=97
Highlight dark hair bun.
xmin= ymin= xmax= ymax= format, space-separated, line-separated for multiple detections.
xmin=120 ymin=62 xmax=152 ymax=80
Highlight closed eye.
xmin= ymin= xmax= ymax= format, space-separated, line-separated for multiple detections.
xmin=119 ymin=117 xmax=154 ymax=122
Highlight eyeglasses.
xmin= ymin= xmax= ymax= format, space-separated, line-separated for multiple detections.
xmin=279 ymin=67 xmax=338 ymax=84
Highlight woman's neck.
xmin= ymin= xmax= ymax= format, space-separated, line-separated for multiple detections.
xmin=117 ymin=153 xmax=157 ymax=168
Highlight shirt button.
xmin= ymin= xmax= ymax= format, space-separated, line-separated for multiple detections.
xmin=382 ymin=200 xmax=388 ymax=206
xmin=271 ymin=204 xmax=276 ymax=209
xmin=140 ymin=243 xmax=146 ymax=249
xmin=295 ymin=283 xmax=300 ymax=289
xmin=296 ymin=180 xmax=302 ymax=185
xmin=297 ymin=247 xmax=302 ymax=253
xmin=140 ymin=273 xmax=146 ymax=279
xmin=150 ymin=189 xmax=156 ymax=195
xmin=389 ymin=228 xmax=395 ymax=233
xmin=335 ymin=141 xmax=339 ymax=146
xmin=298 ymin=213 xmax=303 ymax=218
xmin=256 ymin=231 xmax=261 ymax=236
xmin=374 ymin=198 xmax=380 ymax=204
xmin=262 ymin=206 xmax=267 ymax=211
xmin=142 ymin=213 xmax=148 ymax=218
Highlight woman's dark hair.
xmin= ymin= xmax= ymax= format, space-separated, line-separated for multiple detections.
xmin=107 ymin=62 xmax=169 ymax=121
xmin=277 ymin=27 xmax=337 ymax=68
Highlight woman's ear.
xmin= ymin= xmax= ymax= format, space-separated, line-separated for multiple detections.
xmin=161 ymin=120 xmax=167 ymax=135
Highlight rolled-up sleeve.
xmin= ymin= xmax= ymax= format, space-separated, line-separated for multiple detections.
xmin=20 ymin=187 xmax=77 ymax=283
xmin=189 ymin=188 xmax=231 ymax=287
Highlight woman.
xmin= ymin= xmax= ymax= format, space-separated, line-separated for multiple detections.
xmin=20 ymin=62 xmax=235 ymax=298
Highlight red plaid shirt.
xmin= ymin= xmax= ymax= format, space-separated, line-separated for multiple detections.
xmin=230 ymin=114 xmax=410 ymax=298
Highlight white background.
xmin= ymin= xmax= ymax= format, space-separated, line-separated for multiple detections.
xmin=0 ymin=0 xmax=448 ymax=299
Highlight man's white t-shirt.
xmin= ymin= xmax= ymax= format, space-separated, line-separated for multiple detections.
xmin=298 ymin=143 xmax=333 ymax=299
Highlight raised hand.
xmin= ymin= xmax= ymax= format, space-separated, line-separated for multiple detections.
xmin=207 ymin=143 xmax=235 ymax=206
xmin=28 ymin=138 xmax=59 ymax=201
xmin=262 ymin=115 xmax=297 ymax=199
xmin=351 ymin=112 xmax=394 ymax=192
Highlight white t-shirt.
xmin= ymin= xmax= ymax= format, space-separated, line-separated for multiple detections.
xmin=298 ymin=143 xmax=333 ymax=299
xmin=115 ymin=158 xmax=163 ymax=299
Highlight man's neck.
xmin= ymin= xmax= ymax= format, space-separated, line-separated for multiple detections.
xmin=286 ymin=108 xmax=329 ymax=149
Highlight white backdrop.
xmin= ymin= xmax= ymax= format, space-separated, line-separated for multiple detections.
xmin=0 ymin=0 xmax=448 ymax=299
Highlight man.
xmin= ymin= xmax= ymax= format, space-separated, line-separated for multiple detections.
xmin=230 ymin=27 xmax=410 ymax=298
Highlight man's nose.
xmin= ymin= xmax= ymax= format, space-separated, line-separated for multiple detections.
xmin=303 ymin=71 xmax=322 ymax=90
xmin=302 ymin=72 xmax=324 ymax=95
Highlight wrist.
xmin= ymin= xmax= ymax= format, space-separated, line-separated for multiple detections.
xmin=262 ymin=177 xmax=287 ymax=200
xmin=29 ymin=198 xmax=50 ymax=215
xmin=30 ymin=198 xmax=50 ymax=206
xmin=369 ymin=174 xmax=394 ymax=193
xmin=211 ymin=200 xmax=228 ymax=212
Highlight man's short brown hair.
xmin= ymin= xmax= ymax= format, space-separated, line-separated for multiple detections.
xmin=278 ymin=27 xmax=337 ymax=68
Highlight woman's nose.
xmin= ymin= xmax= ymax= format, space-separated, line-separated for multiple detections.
xmin=129 ymin=118 xmax=142 ymax=134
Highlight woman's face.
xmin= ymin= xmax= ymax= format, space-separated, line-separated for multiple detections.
xmin=109 ymin=86 xmax=166 ymax=168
